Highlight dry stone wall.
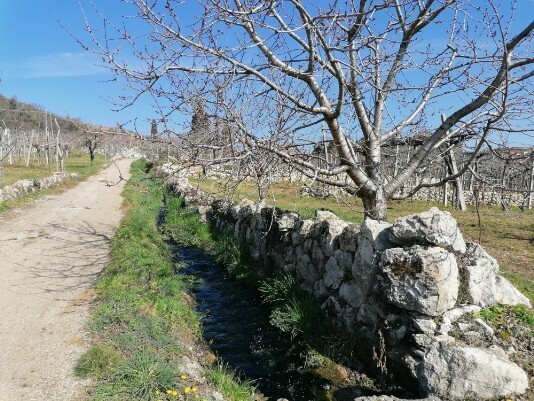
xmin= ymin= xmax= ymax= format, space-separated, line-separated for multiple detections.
xmin=0 ymin=173 xmax=77 ymax=203
xmin=165 ymin=172 xmax=531 ymax=400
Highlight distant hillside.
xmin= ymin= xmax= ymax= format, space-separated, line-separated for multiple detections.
xmin=0 ymin=94 xmax=85 ymax=132
xmin=0 ymin=93 xmax=133 ymax=136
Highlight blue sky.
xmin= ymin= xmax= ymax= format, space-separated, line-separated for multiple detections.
xmin=0 ymin=1 xmax=532 ymax=142
xmin=0 ymin=0 xmax=160 ymax=134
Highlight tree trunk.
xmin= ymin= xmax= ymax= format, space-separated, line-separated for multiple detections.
xmin=258 ymin=185 xmax=266 ymax=202
xmin=89 ymin=147 xmax=95 ymax=166
xmin=25 ymin=131 xmax=34 ymax=167
xmin=448 ymin=152 xmax=466 ymax=211
xmin=528 ymin=161 xmax=534 ymax=210
xmin=361 ymin=187 xmax=388 ymax=220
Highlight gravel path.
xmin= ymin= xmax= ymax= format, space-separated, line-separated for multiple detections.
xmin=0 ymin=159 xmax=134 ymax=401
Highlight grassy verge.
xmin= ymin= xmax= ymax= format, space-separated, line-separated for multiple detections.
xmin=77 ymin=159 xmax=255 ymax=401
xmin=163 ymin=195 xmax=257 ymax=283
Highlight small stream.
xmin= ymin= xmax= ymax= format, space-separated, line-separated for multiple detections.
xmin=169 ymin=243 xmax=333 ymax=401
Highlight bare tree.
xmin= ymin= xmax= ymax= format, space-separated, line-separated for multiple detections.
xmin=80 ymin=0 xmax=534 ymax=219
xmin=84 ymin=131 xmax=100 ymax=166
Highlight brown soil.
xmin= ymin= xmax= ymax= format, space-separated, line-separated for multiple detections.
xmin=0 ymin=159 xmax=133 ymax=401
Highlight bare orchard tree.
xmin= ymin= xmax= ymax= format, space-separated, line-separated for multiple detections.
xmin=81 ymin=0 xmax=534 ymax=219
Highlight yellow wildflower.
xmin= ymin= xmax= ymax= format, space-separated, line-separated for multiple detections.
xmin=180 ymin=374 xmax=187 ymax=379
xmin=172 ymin=391 xmax=178 ymax=396
xmin=166 ymin=390 xmax=172 ymax=394
xmin=192 ymin=387 xmax=198 ymax=392
xmin=155 ymin=390 xmax=160 ymax=395
xmin=185 ymin=387 xmax=191 ymax=393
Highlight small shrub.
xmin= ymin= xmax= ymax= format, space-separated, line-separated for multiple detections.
xmin=512 ymin=304 xmax=534 ymax=327
xmin=478 ymin=305 xmax=505 ymax=323
xmin=260 ymin=273 xmax=299 ymax=304
xmin=211 ymin=233 xmax=256 ymax=281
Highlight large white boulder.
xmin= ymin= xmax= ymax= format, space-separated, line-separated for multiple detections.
xmin=389 ymin=207 xmax=466 ymax=253
xmin=352 ymin=219 xmax=392 ymax=285
xmin=462 ymin=243 xmax=531 ymax=307
xmin=419 ymin=344 xmax=529 ymax=399
xmin=494 ymin=275 xmax=531 ymax=307
xmin=380 ymin=246 xmax=458 ymax=316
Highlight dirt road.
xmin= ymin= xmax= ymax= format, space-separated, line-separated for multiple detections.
xmin=0 ymin=159 xmax=134 ymax=401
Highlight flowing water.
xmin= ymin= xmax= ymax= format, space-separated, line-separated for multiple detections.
xmin=169 ymin=244 xmax=333 ymax=401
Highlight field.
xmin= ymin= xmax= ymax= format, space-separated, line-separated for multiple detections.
xmin=0 ymin=154 xmax=106 ymax=187
xmin=191 ymin=177 xmax=534 ymax=302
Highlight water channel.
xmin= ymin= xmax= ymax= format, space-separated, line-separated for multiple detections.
xmin=169 ymin=243 xmax=335 ymax=400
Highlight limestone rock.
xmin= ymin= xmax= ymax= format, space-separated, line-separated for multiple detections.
xmin=229 ymin=205 xmax=241 ymax=220
xmin=339 ymin=280 xmax=366 ymax=309
xmin=339 ymin=223 xmax=360 ymax=252
xmin=197 ymin=205 xmax=211 ymax=222
xmin=461 ymin=242 xmax=499 ymax=306
xmin=334 ymin=249 xmax=353 ymax=271
xmin=324 ymin=256 xmax=345 ymax=290
xmin=412 ymin=317 xmax=437 ymax=336
xmin=352 ymin=219 xmax=392 ymax=290
xmin=316 ymin=209 xmax=339 ymax=221
xmin=320 ymin=219 xmax=348 ymax=257
xmin=292 ymin=219 xmax=314 ymax=244
xmin=277 ymin=212 xmax=299 ymax=232
xmin=461 ymin=243 xmax=530 ymax=307
xmin=380 ymin=246 xmax=458 ymax=316
xmin=494 ymin=275 xmax=531 ymax=307
xmin=321 ymin=296 xmax=358 ymax=335
xmin=419 ymin=343 xmax=529 ymax=399
xmin=390 ymin=207 xmax=466 ymax=253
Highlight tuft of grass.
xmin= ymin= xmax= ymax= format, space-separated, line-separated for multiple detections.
xmin=106 ymin=352 xmax=178 ymax=399
xmin=260 ymin=273 xmax=321 ymax=338
xmin=512 ymin=304 xmax=534 ymax=327
xmin=478 ymin=305 xmax=505 ymax=323
xmin=477 ymin=304 xmax=534 ymax=328
xmin=75 ymin=343 xmax=123 ymax=379
xmin=207 ymin=363 xmax=256 ymax=401
xmin=210 ymin=233 xmax=256 ymax=281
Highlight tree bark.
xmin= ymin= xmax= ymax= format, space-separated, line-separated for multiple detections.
xmin=361 ymin=186 xmax=388 ymax=220
xmin=528 ymin=161 xmax=534 ymax=210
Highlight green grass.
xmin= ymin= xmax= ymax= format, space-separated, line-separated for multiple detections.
xmin=79 ymin=159 xmax=256 ymax=401
xmin=163 ymin=195 xmax=257 ymax=283
xmin=478 ymin=304 xmax=534 ymax=329
xmin=207 ymin=363 xmax=256 ymax=401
